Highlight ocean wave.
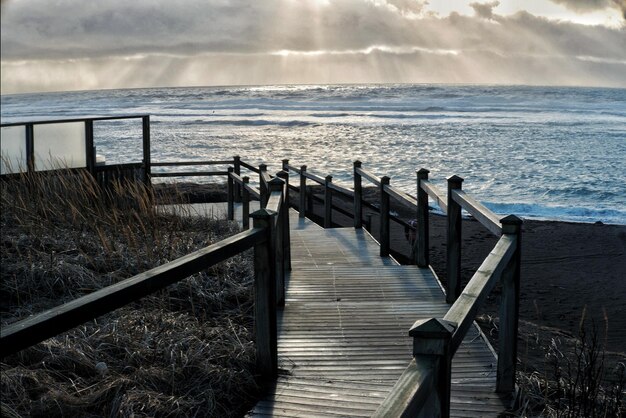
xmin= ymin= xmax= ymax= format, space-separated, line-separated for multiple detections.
xmin=482 ymin=201 xmax=626 ymax=225
xmin=188 ymin=119 xmax=317 ymax=128
xmin=309 ymin=113 xmax=352 ymax=118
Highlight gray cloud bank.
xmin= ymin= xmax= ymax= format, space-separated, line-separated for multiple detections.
xmin=1 ymin=0 xmax=625 ymax=93
xmin=551 ymin=0 xmax=626 ymax=18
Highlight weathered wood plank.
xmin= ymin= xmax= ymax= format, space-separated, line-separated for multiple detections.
xmin=151 ymin=160 xmax=233 ymax=166
xmin=240 ymin=160 xmax=261 ymax=173
xmin=383 ymin=184 xmax=417 ymax=209
xmin=420 ymin=180 xmax=448 ymax=214
xmin=444 ymin=234 xmax=516 ymax=353
xmin=451 ymin=189 xmax=502 ymax=236
xmin=302 ymin=170 xmax=326 ymax=184
xmin=355 ymin=166 xmax=381 ymax=186
xmin=150 ymin=171 xmax=228 ymax=177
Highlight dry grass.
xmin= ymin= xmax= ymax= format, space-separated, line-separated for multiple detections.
xmin=1 ymin=169 xmax=258 ymax=417
xmin=499 ymin=315 xmax=625 ymax=417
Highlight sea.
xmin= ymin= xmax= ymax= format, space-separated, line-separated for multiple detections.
xmin=1 ymin=84 xmax=625 ymax=225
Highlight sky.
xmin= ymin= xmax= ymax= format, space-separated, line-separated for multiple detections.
xmin=1 ymin=0 xmax=625 ymax=94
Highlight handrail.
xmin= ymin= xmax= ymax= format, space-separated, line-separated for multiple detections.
xmin=0 ymin=115 xmax=149 ymax=127
xmin=383 ymin=184 xmax=417 ymax=210
xmin=0 ymin=227 xmax=264 ymax=358
xmin=260 ymin=170 xmax=273 ymax=186
xmin=286 ymin=162 xmax=425 ymax=255
xmin=286 ymin=163 xmax=354 ymax=198
xmin=372 ymin=357 xmax=438 ymax=417
xmin=151 ymin=171 xmax=229 ymax=177
xmin=355 ymin=166 xmax=382 ymax=186
xmin=328 ymin=181 xmax=355 ymax=197
xmin=265 ymin=190 xmax=283 ymax=214
xmin=152 ymin=160 xmax=233 ymax=166
xmin=246 ymin=184 xmax=261 ymax=200
xmin=452 ymin=189 xmax=502 ymax=236
xmin=444 ymin=234 xmax=516 ymax=353
xmin=301 ymin=170 xmax=326 ymax=185
xmin=240 ymin=160 xmax=261 ymax=173
xmin=420 ymin=180 xmax=448 ymax=214
xmin=285 ymin=164 xmax=319 ymax=181
xmin=229 ymin=172 xmax=244 ymax=185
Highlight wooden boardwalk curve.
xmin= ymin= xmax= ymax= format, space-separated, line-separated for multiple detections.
xmin=248 ymin=211 xmax=513 ymax=417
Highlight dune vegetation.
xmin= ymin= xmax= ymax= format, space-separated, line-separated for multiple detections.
xmin=0 ymin=170 xmax=258 ymax=417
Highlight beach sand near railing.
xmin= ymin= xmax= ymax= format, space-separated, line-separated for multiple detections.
xmin=157 ymin=182 xmax=626 ymax=376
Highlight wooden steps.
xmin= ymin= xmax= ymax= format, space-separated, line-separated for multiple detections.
xmin=249 ymin=211 xmax=512 ymax=416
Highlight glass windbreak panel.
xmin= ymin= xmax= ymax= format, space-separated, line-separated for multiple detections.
xmin=1 ymin=126 xmax=27 ymax=174
xmin=93 ymin=119 xmax=143 ymax=165
xmin=33 ymin=122 xmax=86 ymax=171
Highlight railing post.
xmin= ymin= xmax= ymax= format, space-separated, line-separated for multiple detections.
xmin=85 ymin=120 xmax=95 ymax=177
xmin=497 ymin=215 xmax=523 ymax=393
xmin=380 ymin=176 xmax=390 ymax=257
xmin=279 ymin=168 xmax=290 ymax=210
xmin=251 ymin=209 xmax=278 ymax=381
xmin=25 ymin=124 xmax=34 ymax=173
xmin=446 ymin=175 xmax=464 ymax=304
xmin=307 ymin=185 xmax=314 ymax=217
xmin=324 ymin=175 xmax=333 ymax=228
xmin=259 ymin=163 xmax=268 ymax=208
xmin=277 ymin=170 xmax=292 ymax=272
xmin=233 ymin=155 xmax=241 ymax=203
xmin=365 ymin=213 xmax=373 ymax=232
xmin=409 ymin=318 xmax=456 ymax=418
xmin=282 ymin=159 xmax=289 ymax=172
xmin=417 ymin=169 xmax=430 ymax=267
xmin=142 ymin=115 xmax=151 ymax=186
xmin=242 ymin=176 xmax=250 ymax=229
xmin=299 ymin=165 xmax=307 ymax=218
xmin=353 ymin=160 xmax=363 ymax=228
xmin=227 ymin=167 xmax=234 ymax=221
xmin=268 ymin=177 xmax=286 ymax=307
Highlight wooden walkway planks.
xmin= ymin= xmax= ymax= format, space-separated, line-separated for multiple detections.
xmin=249 ymin=211 xmax=511 ymax=417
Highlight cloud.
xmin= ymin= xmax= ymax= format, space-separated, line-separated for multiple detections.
xmin=384 ymin=0 xmax=428 ymax=15
xmin=1 ymin=0 xmax=625 ymax=93
xmin=550 ymin=0 xmax=626 ymax=19
xmin=469 ymin=1 xmax=500 ymax=20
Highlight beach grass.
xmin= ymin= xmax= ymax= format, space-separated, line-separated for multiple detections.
xmin=0 ymin=170 xmax=258 ymax=417
xmin=514 ymin=315 xmax=625 ymax=417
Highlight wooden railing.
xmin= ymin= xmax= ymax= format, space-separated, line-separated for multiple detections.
xmin=283 ymin=160 xmax=414 ymax=245
xmin=0 ymin=171 xmax=291 ymax=384
xmin=283 ymin=161 xmax=522 ymax=417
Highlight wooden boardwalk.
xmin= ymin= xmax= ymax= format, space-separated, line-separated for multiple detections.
xmin=248 ymin=211 xmax=513 ymax=417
